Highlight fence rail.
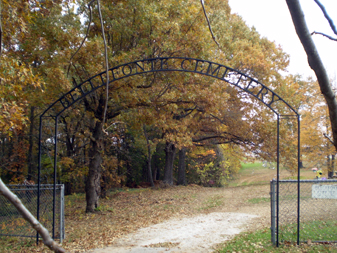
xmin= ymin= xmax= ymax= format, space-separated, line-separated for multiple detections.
xmin=271 ymin=179 xmax=337 ymax=245
xmin=0 ymin=184 xmax=65 ymax=242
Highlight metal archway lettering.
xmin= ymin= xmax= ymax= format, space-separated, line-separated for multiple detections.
xmin=37 ymin=57 xmax=301 ymax=245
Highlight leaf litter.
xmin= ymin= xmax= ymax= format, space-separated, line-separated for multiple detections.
xmin=1 ymin=184 xmax=271 ymax=252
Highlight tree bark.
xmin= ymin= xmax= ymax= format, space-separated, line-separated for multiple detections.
xmin=152 ymin=156 xmax=157 ymax=181
xmin=143 ymin=126 xmax=154 ymax=187
xmin=163 ymin=142 xmax=176 ymax=185
xmin=331 ymin=155 xmax=335 ymax=176
xmin=286 ymin=0 xmax=337 ymax=150
xmin=0 ymin=178 xmax=66 ymax=253
xmin=85 ymin=119 xmax=104 ymax=213
xmin=177 ymin=147 xmax=187 ymax=185
xmin=152 ymin=144 xmax=162 ymax=180
xmin=328 ymin=154 xmax=335 ymax=178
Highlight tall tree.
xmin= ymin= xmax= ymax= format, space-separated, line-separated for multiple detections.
xmin=300 ymin=78 xmax=336 ymax=176
xmin=286 ymin=0 xmax=337 ymax=150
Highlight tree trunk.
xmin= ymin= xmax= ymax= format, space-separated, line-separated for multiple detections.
xmin=85 ymin=119 xmax=104 ymax=213
xmin=152 ymin=155 xmax=157 ymax=181
xmin=286 ymin=0 xmax=337 ymax=150
xmin=27 ymin=106 xmax=35 ymax=181
xmin=163 ymin=142 xmax=176 ymax=185
xmin=156 ymin=165 xmax=160 ymax=180
xmin=152 ymin=145 xmax=161 ymax=180
xmin=328 ymin=154 xmax=335 ymax=178
xmin=333 ymin=154 xmax=335 ymax=177
xmin=100 ymin=173 xmax=107 ymax=199
xmin=143 ymin=126 xmax=154 ymax=187
xmin=177 ymin=147 xmax=187 ymax=185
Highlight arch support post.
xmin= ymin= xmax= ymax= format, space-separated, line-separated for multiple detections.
xmin=297 ymin=115 xmax=301 ymax=245
xmin=276 ymin=115 xmax=280 ymax=247
xmin=53 ymin=116 xmax=59 ymax=239
xmin=36 ymin=116 xmax=43 ymax=244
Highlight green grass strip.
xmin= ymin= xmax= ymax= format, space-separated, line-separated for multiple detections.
xmin=216 ymin=227 xmax=337 ymax=253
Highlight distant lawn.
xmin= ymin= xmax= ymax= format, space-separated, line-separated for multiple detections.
xmin=240 ymin=161 xmax=264 ymax=171
xmin=239 ymin=161 xmax=275 ymax=173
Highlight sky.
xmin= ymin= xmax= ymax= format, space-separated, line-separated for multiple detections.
xmin=227 ymin=0 xmax=337 ymax=79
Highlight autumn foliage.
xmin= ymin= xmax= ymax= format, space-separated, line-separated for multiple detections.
xmin=0 ymin=0 xmax=318 ymax=209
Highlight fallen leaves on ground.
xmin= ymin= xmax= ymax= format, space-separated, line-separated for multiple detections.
xmin=0 ymin=184 xmax=271 ymax=252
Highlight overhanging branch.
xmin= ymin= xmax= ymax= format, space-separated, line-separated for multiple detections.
xmin=324 ymin=133 xmax=335 ymax=146
xmin=311 ymin=31 xmax=337 ymax=41
xmin=313 ymin=0 xmax=337 ymax=36
xmin=200 ymin=0 xmax=220 ymax=48
xmin=286 ymin=0 xmax=337 ymax=151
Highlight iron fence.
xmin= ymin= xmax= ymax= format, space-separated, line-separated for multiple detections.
xmin=0 ymin=184 xmax=65 ymax=242
xmin=271 ymin=179 xmax=337 ymax=245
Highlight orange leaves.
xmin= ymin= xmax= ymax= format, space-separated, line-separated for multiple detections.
xmin=0 ymin=129 xmax=28 ymax=182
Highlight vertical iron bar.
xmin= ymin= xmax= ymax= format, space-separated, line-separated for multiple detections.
xmin=297 ymin=115 xmax=301 ymax=245
xmin=36 ymin=116 xmax=43 ymax=245
xmin=276 ymin=115 xmax=280 ymax=247
xmin=53 ymin=117 xmax=58 ymax=239
xmin=60 ymin=185 xmax=64 ymax=242
xmin=270 ymin=179 xmax=276 ymax=245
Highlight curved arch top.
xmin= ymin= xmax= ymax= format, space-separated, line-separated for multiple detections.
xmin=38 ymin=57 xmax=301 ymax=245
xmin=41 ymin=57 xmax=299 ymax=117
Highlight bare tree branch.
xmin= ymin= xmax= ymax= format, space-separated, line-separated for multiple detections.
xmin=66 ymin=0 xmax=110 ymax=132
xmin=200 ymin=0 xmax=220 ymax=48
xmin=313 ymin=0 xmax=337 ymax=36
xmin=324 ymin=133 xmax=334 ymax=145
xmin=67 ymin=0 xmax=96 ymax=77
xmin=97 ymin=0 xmax=110 ymax=131
xmin=0 ymin=178 xmax=66 ymax=253
xmin=311 ymin=31 xmax=337 ymax=41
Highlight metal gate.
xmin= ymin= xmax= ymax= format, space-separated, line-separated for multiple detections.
xmin=271 ymin=179 xmax=337 ymax=245
xmin=37 ymin=57 xmax=301 ymax=245
xmin=0 ymin=184 xmax=65 ymax=242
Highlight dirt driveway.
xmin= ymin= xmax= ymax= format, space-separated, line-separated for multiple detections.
xmin=90 ymin=184 xmax=271 ymax=253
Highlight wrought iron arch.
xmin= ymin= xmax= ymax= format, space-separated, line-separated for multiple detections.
xmin=37 ymin=57 xmax=301 ymax=245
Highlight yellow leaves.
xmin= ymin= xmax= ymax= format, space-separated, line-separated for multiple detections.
xmin=0 ymin=58 xmax=43 ymax=133
xmin=297 ymin=79 xmax=333 ymax=169
xmin=59 ymin=157 xmax=75 ymax=169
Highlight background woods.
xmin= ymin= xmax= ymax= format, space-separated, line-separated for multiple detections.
xmin=0 ymin=0 xmax=331 ymax=214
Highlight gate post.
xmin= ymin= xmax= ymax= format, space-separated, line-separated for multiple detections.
xmin=270 ymin=179 xmax=276 ymax=245
xmin=60 ymin=184 xmax=65 ymax=242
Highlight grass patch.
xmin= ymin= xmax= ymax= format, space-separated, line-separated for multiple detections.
xmin=215 ymin=227 xmax=337 ymax=253
xmin=248 ymin=197 xmax=270 ymax=204
xmin=280 ymin=220 xmax=337 ymax=242
xmin=199 ymin=195 xmax=224 ymax=210
xmin=228 ymin=180 xmax=270 ymax=188
xmin=240 ymin=162 xmax=264 ymax=171
xmin=283 ymin=176 xmax=309 ymax=180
